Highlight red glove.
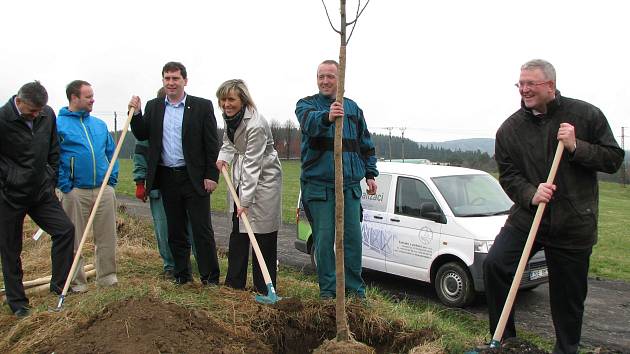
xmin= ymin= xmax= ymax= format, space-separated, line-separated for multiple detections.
xmin=135 ymin=180 xmax=147 ymax=202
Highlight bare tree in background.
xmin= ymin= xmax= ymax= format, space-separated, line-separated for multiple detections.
xmin=269 ymin=118 xmax=283 ymax=155
xmin=321 ymin=0 xmax=371 ymax=342
xmin=283 ymin=119 xmax=296 ymax=159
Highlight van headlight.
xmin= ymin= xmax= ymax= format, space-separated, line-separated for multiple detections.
xmin=474 ymin=240 xmax=494 ymax=253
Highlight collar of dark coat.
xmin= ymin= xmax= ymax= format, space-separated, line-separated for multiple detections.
xmin=5 ymin=95 xmax=49 ymax=122
xmin=520 ymin=90 xmax=563 ymax=120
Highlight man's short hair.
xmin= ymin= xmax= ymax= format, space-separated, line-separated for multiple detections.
xmin=156 ymin=87 xmax=166 ymax=99
xmin=66 ymin=80 xmax=91 ymax=101
xmin=521 ymin=59 xmax=556 ymax=82
xmin=162 ymin=62 xmax=187 ymax=79
xmin=319 ymin=59 xmax=339 ymax=69
xmin=17 ymin=81 xmax=48 ymax=107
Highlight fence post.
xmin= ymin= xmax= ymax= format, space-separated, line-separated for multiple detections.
xmin=622 ymin=127 xmax=627 ymax=187
xmin=114 ymin=111 xmax=118 ymax=142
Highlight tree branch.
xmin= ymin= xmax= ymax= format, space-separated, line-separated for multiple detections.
xmin=321 ymin=0 xmax=342 ymax=34
xmin=347 ymin=0 xmax=361 ymax=26
xmin=346 ymin=0 xmax=370 ymax=26
xmin=346 ymin=0 xmax=370 ymax=43
xmin=347 ymin=21 xmax=358 ymax=44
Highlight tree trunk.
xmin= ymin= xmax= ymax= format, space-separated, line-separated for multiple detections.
xmin=334 ymin=0 xmax=350 ymax=342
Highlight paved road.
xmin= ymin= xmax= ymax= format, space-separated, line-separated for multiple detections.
xmin=119 ymin=195 xmax=630 ymax=353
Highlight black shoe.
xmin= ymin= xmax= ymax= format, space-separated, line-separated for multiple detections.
xmin=50 ymin=285 xmax=62 ymax=296
xmin=14 ymin=307 xmax=30 ymax=318
xmin=173 ymin=276 xmax=192 ymax=285
xmin=162 ymin=269 xmax=175 ymax=280
xmin=201 ymin=280 xmax=218 ymax=287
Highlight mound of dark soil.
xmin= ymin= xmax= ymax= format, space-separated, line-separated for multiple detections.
xmin=30 ymin=295 xmax=438 ymax=354
xmin=35 ymin=297 xmax=272 ymax=354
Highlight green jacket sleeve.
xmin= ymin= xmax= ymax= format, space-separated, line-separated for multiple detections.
xmin=132 ymin=140 xmax=149 ymax=182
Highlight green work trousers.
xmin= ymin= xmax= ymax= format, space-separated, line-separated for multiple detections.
xmin=302 ymin=181 xmax=365 ymax=298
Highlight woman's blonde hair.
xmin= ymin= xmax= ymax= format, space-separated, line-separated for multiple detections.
xmin=216 ymin=79 xmax=256 ymax=110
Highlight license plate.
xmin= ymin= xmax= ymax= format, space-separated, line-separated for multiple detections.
xmin=529 ymin=268 xmax=548 ymax=280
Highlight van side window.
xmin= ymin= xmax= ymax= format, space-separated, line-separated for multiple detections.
xmin=395 ymin=177 xmax=439 ymax=219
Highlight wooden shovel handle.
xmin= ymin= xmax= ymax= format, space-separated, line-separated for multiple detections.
xmin=220 ymin=167 xmax=274 ymax=286
xmin=58 ymin=108 xmax=135 ymax=299
xmin=492 ymin=142 xmax=565 ymax=343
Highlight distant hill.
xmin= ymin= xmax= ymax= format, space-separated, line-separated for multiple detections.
xmin=417 ymin=138 xmax=495 ymax=155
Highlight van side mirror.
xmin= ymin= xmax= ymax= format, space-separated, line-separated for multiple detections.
xmin=421 ymin=202 xmax=447 ymax=224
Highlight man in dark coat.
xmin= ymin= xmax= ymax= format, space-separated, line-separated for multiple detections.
xmin=484 ymin=59 xmax=624 ymax=354
xmin=128 ymin=62 xmax=221 ymax=285
xmin=0 ymin=81 xmax=74 ymax=317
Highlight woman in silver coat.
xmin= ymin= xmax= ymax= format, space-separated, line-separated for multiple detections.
xmin=215 ymin=79 xmax=282 ymax=295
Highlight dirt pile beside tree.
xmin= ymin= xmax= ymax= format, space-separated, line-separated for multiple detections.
xmin=34 ymin=297 xmax=271 ymax=354
xmin=26 ymin=295 xmax=440 ymax=354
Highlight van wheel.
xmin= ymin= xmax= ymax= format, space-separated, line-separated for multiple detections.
xmin=434 ymin=262 xmax=475 ymax=307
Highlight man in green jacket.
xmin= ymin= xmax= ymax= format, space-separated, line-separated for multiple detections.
xmin=295 ymin=60 xmax=378 ymax=299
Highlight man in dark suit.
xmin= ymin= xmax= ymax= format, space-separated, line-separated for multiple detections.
xmin=0 ymin=81 xmax=74 ymax=317
xmin=129 ymin=62 xmax=220 ymax=285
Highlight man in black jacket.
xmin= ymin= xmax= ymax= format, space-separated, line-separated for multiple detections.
xmin=0 ymin=81 xmax=74 ymax=317
xmin=128 ymin=62 xmax=221 ymax=285
xmin=484 ymin=59 xmax=624 ymax=354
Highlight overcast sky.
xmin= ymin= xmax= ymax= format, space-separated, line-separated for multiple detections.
xmin=1 ymin=0 xmax=628 ymax=144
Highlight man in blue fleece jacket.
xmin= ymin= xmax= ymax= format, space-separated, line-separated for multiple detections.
xmin=57 ymin=80 xmax=118 ymax=292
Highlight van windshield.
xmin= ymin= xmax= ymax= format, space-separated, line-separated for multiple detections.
xmin=432 ymin=174 xmax=513 ymax=217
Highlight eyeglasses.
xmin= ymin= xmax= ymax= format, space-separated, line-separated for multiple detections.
xmin=514 ymin=81 xmax=549 ymax=89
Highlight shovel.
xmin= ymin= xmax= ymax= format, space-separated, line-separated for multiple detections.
xmin=52 ymin=108 xmax=135 ymax=311
xmin=466 ymin=143 xmax=564 ymax=353
xmin=220 ymin=166 xmax=281 ymax=304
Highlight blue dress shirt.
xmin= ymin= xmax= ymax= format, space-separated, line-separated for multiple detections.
xmin=161 ymin=94 xmax=186 ymax=167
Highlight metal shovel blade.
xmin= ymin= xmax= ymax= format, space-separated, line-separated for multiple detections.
xmin=463 ymin=339 xmax=501 ymax=354
xmin=254 ymin=283 xmax=281 ymax=304
xmin=48 ymin=295 xmax=65 ymax=312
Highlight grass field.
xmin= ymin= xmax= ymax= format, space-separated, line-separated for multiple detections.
xmin=591 ymin=182 xmax=630 ymax=281
xmin=116 ymin=159 xmax=302 ymax=225
xmin=116 ymin=159 xmax=630 ymax=281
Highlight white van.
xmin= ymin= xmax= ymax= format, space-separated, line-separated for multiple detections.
xmin=295 ymin=162 xmax=548 ymax=307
